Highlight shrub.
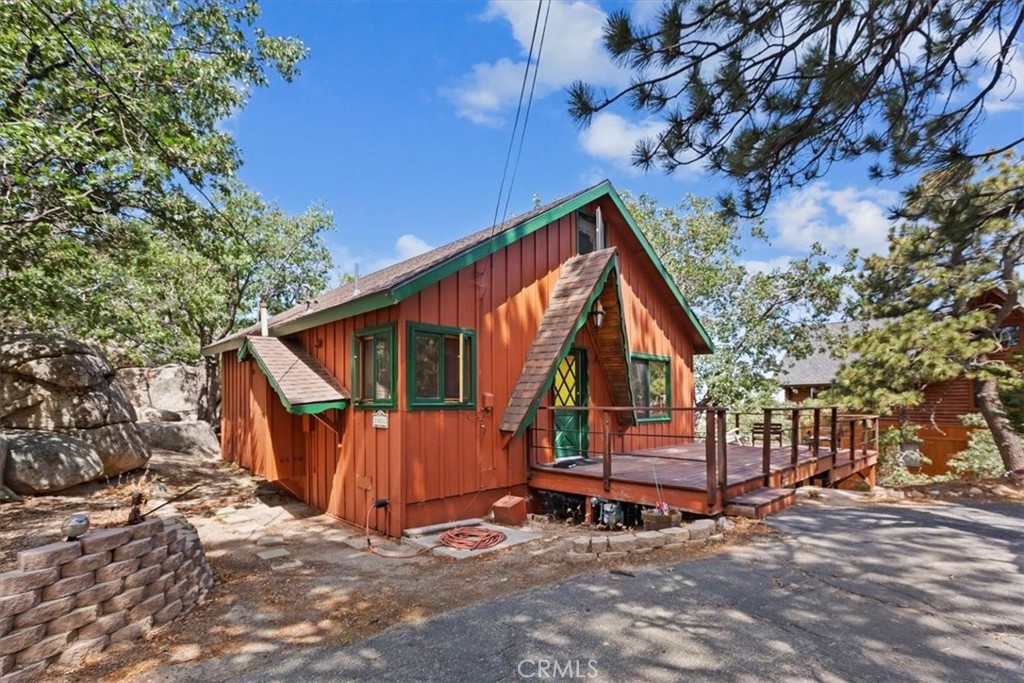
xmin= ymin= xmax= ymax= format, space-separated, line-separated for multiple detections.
xmin=947 ymin=414 xmax=1005 ymax=480
xmin=877 ymin=424 xmax=932 ymax=486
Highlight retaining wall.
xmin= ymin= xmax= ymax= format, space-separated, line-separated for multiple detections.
xmin=0 ymin=516 xmax=213 ymax=682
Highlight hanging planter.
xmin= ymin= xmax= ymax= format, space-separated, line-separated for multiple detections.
xmin=641 ymin=508 xmax=681 ymax=530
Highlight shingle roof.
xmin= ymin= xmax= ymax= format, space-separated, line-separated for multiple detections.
xmin=239 ymin=336 xmax=350 ymax=414
xmin=777 ymin=320 xmax=886 ymax=387
xmin=499 ymin=248 xmax=634 ymax=435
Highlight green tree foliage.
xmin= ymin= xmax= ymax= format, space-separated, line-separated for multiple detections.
xmin=948 ymin=414 xmax=1006 ymax=480
xmin=569 ymin=1 xmax=1023 ymax=216
xmin=831 ymin=155 xmax=1024 ymax=472
xmin=625 ymin=192 xmax=850 ymax=409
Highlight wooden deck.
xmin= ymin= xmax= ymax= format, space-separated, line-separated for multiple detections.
xmin=528 ymin=441 xmax=878 ymax=517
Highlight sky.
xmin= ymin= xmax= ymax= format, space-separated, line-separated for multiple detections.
xmin=230 ymin=0 xmax=1023 ymax=282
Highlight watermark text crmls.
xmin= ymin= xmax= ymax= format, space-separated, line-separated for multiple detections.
xmin=517 ymin=659 xmax=599 ymax=679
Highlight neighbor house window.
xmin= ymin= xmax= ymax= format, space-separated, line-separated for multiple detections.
xmin=407 ymin=322 xmax=475 ymax=409
xmin=577 ymin=211 xmax=597 ymax=255
xmin=630 ymin=352 xmax=670 ymax=421
xmin=998 ymin=324 xmax=1021 ymax=348
xmin=352 ymin=324 xmax=396 ymax=409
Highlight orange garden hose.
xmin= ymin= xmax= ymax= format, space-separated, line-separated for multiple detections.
xmin=438 ymin=526 xmax=507 ymax=550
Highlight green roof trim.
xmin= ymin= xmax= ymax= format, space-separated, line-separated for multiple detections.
xmin=513 ymin=255 xmax=624 ymax=438
xmin=237 ymin=340 xmax=349 ymax=415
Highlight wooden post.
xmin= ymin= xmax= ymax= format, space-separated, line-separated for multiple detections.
xmin=762 ymin=408 xmax=772 ymax=486
xmin=790 ymin=408 xmax=799 ymax=470
xmin=849 ymin=418 xmax=856 ymax=462
xmin=812 ymin=408 xmax=821 ymax=459
xmin=830 ymin=407 xmax=839 ymax=468
xmin=717 ymin=409 xmax=728 ymax=506
xmin=602 ymin=410 xmax=611 ymax=491
xmin=706 ymin=410 xmax=717 ymax=510
xmin=583 ymin=496 xmax=593 ymax=525
xmin=861 ymin=418 xmax=869 ymax=454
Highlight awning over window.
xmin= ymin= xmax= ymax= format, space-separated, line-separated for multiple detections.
xmin=238 ymin=336 xmax=350 ymax=415
xmin=499 ymin=248 xmax=635 ymax=436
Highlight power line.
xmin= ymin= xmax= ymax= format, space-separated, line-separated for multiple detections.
xmin=491 ymin=0 xmax=544 ymax=232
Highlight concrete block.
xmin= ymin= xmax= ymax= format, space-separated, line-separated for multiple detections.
xmin=0 ymin=569 xmax=58 ymax=596
xmin=14 ymin=630 xmax=72 ymax=666
xmin=590 ymin=536 xmax=609 ymax=553
xmin=0 ymin=593 xmax=39 ymax=621
xmin=16 ymin=542 xmax=81 ymax=572
xmin=109 ymin=617 xmax=151 ymax=645
xmin=597 ymin=551 xmax=628 ymax=560
xmin=0 ymin=654 xmax=11 ymax=675
xmin=41 ymin=573 xmax=95 ymax=601
xmin=129 ymin=519 xmax=164 ymax=540
xmin=0 ymin=618 xmax=11 ymax=639
xmin=663 ymin=542 xmax=685 ymax=550
xmin=153 ymin=529 xmax=177 ymax=546
xmin=45 ymin=604 xmax=100 ymax=636
xmin=632 ymin=547 xmax=653 ymax=555
xmin=95 ymin=559 xmax=140 ymax=584
xmin=634 ymin=531 xmax=667 ymax=548
xmin=128 ymin=594 xmax=165 ymax=622
xmin=145 ymin=573 xmax=175 ymax=598
xmin=112 ymin=537 xmax=155 ymax=562
xmin=56 ymin=635 xmax=109 ymax=667
xmin=571 ymin=537 xmax=592 ymax=553
xmin=161 ymin=553 xmax=183 ymax=574
xmin=659 ymin=527 xmax=690 ymax=541
xmin=124 ymin=565 xmax=162 ymax=590
xmin=102 ymin=587 xmax=145 ymax=614
xmin=270 ymin=560 xmax=302 ymax=571
xmin=13 ymin=597 xmax=73 ymax=629
xmin=165 ymin=580 xmax=186 ymax=604
xmin=255 ymin=535 xmax=285 ymax=546
xmin=181 ymin=587 xmax=198 ymax=609
xmin=256 ymin=548 xmax=290 ymax=561
xmin=607 ymin=534 xmax=638 ymax=552
xmin=139 ymin=546 xmax=169 ymax=569
xmin=167 ymin=538 xmax=184 ymax=555
xmin=74 ymin=579 xmax=123 ymax=609
xmin=687 ymin=519 xmax=716 ymax=540
xmin=565 ymin=552 xmax=595 ymax=562
xmin=78 ymin=611 xmax=128 ymax=639
xmin=175 ymin=560 xmax=194 ymax=582
xmin=0 ymin=625 xmax=45 ymax=657
xmin=61 ymin=551 xmax=111 ymax=578
xmin=153 ymin=599 xmax=183 ymax=626
xmin=79 ymin=528 xmax=133 ymax=555
xmin=0 ymin=660 xmax=48 ymax=683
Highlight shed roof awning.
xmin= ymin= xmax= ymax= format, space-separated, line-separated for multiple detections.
xmin=499 ymin=248 xmax=635 ymax=437
xmin=238 ymin=336 xmax=350 ymax=415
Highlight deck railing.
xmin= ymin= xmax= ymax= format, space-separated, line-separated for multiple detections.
xmin=528 ymin=405 xmax=880 ymax=512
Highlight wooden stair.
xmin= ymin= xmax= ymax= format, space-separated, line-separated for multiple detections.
xmin=726 ymin=487 xmax=795 ymax=519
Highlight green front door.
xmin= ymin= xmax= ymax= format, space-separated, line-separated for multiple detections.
xmin=552 ymin=348 xmax=589 ymax=460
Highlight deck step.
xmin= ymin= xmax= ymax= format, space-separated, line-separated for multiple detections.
xmin=726 ymin=488 xmax=795 ymax=519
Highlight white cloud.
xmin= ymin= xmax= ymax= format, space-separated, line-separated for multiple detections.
xmin=742 ymin=256 xmax=793 ymax=275
xmin=769 ymin=183 xmax=898 ymax=256
xmin=394 ymin=234 xmax=433 ymax=260
xmin=970 ymin=28 xmax=1024 ymax=113
xmin=577 ymin=112 xmax=664 ymax=172
xmin=444 ymin=0 xmax=626 ymax=125
xmin=331 ymin=234 xmax=435 ymax=283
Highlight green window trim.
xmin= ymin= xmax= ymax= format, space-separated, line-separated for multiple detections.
xmin=630 ymin=351 xmax=671 ymax=423
xmin=352 ymin=323 xmax=397 ymax=410
xmin=406 ymin=322 xmax=476 ymax=410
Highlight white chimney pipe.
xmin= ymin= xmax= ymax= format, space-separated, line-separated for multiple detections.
xmin=353 ymin=263 xmax=361 ymax=296
xmin=596 ymin=207 xmax=604 ymax=249
xmin=259 ymin=302 xmax=268 ymax=336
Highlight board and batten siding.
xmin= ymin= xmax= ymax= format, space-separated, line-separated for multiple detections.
xmin=220 ymin=197 xmax=703 ymax=534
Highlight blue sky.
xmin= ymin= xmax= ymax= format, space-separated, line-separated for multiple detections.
xmin=231 ymin=1 xmax=1023 ymax=281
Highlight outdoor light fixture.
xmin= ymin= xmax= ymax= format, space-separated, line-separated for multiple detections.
xmin=61 ymin=513 xmax=90 ymax=540
xmin=590 ymin=299 xmax=606 ymax=328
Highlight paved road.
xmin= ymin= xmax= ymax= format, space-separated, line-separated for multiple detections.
xmin=145 ymin=500 xmax=1023 ymax=682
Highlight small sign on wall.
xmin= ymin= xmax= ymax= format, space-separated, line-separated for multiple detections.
xmin=372 ymin=410 xmax=389 ymax=429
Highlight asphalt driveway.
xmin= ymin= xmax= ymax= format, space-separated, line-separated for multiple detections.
xmin=141 ymin=500 xmax=1023 ymax=682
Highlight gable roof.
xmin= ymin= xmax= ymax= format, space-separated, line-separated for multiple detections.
xmin=202 ymin=180 xmax=713 ymax=356
xmin=238 ymin=336 xmax=350 ymax=414
xmin=777 ymin=320 xmax=886 ymax=387
xmin=499 ymin=248 xmax=635 ymax=436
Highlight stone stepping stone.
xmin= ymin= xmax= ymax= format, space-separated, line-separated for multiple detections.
xmin=271 ymin=560 xmax=303 ymax=571
xmin=256 ymin=535 xmax=285 ymax=546
xmin=256 ymin=547 xmax=290 ymax=561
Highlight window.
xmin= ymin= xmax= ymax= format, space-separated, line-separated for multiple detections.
xmin=577 ymin=211 xmax=597 ymax=255
xmin=630 ymin=352 xmax=670 ymax=421
xmin=998 ymin=324 xmax=1021 ymax=348
xmin=407 ymin=322 xmax=475 ymax=409
xmin=352 ymin=324 xmax=396 ymax=409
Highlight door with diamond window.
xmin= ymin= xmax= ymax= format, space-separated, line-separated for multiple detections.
xmin=552 ymin=348 xmax=588 ymax=460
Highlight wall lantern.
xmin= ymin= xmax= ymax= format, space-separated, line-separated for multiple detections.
xmin=590 ymin=299 xmax=606 ymax=328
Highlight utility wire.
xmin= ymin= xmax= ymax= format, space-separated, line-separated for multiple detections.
xmin=490 ymin=0 xmax=544 ymax=233
xmin=501 ymin=0 xmax=551 ymax=224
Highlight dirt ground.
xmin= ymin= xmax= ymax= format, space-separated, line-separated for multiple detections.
xmin=2 ymin=451 xmax=1020 ymax=683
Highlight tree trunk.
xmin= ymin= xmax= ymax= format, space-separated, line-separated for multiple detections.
xmin=972 ymin=377 xmax=1024 ymax=474
xmin=196 ymin=355 xmax=221 ymax=430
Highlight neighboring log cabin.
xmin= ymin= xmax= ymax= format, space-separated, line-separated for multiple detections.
xmin=202 ymin=182 xmax=716 ymax=535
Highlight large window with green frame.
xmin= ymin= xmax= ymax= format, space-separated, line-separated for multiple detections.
xmin=352 ymin=323 xmax=396 ymax=409
xmin=407 ymin=322 xmax=475 ymax=409
xmin=630 ymin=352 xmax=670 ymax=422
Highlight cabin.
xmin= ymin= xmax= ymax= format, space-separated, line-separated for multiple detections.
xmin=779 ymin=308 xmax=1024 ymax=475
xmin=204 ymin=181 xmax=878 ymax=535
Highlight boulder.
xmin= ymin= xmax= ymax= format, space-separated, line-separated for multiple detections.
xmin=0 ymin=374 xmax=135 ymax=430
xmin=0 ymin=333 xmax=100 ymax=368
xmin=6 ymin=351 xmax=114 ymax=389
xmin=0 ymin=433 xmax=22 ymax=502
xmin=138 ymin=407 xmax=183 ymax=423
xmin=3 ymin=430 xmax=104 ymax=494
xmin=116 ymin=364 xmax=202 ymax=421
xmin=63 ymin=423 xmax=150 ymax=477
xmin=137 ymin=421 xmax=219 ymax=456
